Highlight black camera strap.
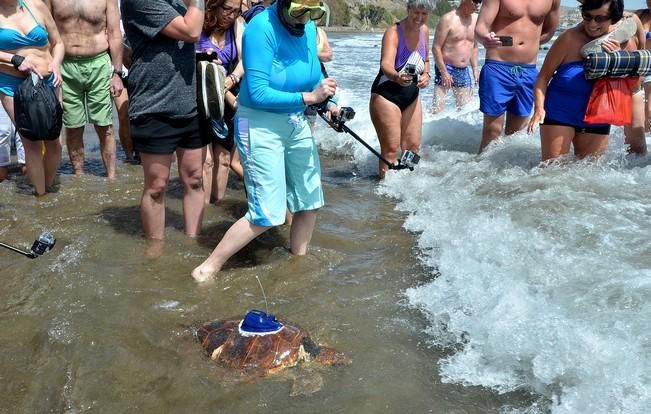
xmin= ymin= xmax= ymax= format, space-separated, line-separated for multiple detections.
xmin=317 ymin=110 xmax=414 ymax=171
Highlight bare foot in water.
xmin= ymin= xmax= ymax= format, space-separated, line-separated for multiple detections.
xmin=191 ymin=263 xmax=221 ymax=282
xmin=145 ymin=239 xmax=165 ymax=259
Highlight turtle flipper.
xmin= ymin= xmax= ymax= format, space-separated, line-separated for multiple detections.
xmin=289 ymin=370 xmax=324 ymax=397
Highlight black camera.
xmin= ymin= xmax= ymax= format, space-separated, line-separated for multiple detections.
xmin=403 ymin=64 xmax=418 ymax=83
xmin=399 ymin=150 xmax=420 ymax=169
xmin=336 ymin=107 xmax=356 ymax=124
xmin=30 ymin=231 xmax=56 ymax=256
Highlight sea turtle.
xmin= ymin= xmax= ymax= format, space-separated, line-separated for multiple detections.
xmin=195 ymin=310 xmax=349 ymax=395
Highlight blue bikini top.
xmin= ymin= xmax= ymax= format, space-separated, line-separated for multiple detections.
xmin=0 ymin=0 xmax=48 ymax=50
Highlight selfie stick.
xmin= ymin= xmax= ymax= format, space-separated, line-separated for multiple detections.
xmin=0 ymin=231 xmax=56 ymax=259
xmin=317 ymin=111 xmax=413 ymax=171
xmin=0 ymin=241 xmax=36 ymax=258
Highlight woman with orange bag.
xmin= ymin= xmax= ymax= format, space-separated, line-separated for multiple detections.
xmin=528 ymin=0 xmax=638 ymax=161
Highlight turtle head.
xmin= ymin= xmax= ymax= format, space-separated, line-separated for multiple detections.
xmin=301 ymin=337 xmax=350 ymax=366
xmin=314 ymin=347 xmax=350 ymax=366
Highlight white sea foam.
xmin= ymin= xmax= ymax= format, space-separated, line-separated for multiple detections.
xmin=324 ymin=33 xmax=651 ymax=413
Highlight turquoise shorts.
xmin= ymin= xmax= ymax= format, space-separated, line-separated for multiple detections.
xmin=235 ymin=106 xmax=324 ymax=227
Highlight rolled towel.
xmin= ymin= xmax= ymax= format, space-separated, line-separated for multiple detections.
xmin=583 ymin=49 xmax=651 ymax=80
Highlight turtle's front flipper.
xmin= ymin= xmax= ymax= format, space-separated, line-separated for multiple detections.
xmin=290 ymin=370 xmax=324 ymax=397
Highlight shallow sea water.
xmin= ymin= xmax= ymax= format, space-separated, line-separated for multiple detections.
xmin=4 ymin=30 xmax=650 ymax=414
xmin=0 ymin=151 xmax=527 ymax=412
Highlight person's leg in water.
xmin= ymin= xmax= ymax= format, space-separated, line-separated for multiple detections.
xmin=14 ymin=129 xmax=26 ymax=174
xmin=66 ymin=126 xmax=87 ymax=176
xmin=230 ymin=146 xmax=243 ymax=179
xmin=573 ymin=131 xmax=609 ymax=159
xmin=44 ymin=138 xmax=62 ymax=191
xmin=289 ymin=210 xmax=317 ymax=254
xmin=644 ymin=80 xmax=651 ymax=133
xmin=22 ymin=139 xmax=48 ymax=195
xmin=114 ymin=88 xmax=135 ymax=162
xmin=192 ymin=217 xmax=270 ymax=281
xmin=370 ymin=94 xmax=403 ymax=177
xmin=540 ymin=124 xmax=574 ymax=161
xmin=431 ymin=84 xmax=448 ymax=114
xmin=140 ymin=152 xmax=173 ymax=240
xmin=211 ymin=141 xmax=232 ymax=203
xmin=479 ymin=113 xmax=505 ymax=152
xmin=400 ymin=94 xmax=422 ymax=155
xmin=93 ymin=124 xmax=117 ymax=178
xmin=454 ymin=85 xmax=473 ymax=110
xmin=504 ymin=112 xmax=529 ymax=135
xmin=176 ymin=145 xmax=206 ymax=237
xmin=624 ymin=89 xmax=647 ymax=155
xmin=202 ymin=142 xmax=215 ymax=205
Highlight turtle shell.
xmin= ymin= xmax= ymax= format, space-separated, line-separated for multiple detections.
xmin=196 ymin=318 xmax=307 ymax=375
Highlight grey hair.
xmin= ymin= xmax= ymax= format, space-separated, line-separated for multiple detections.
xmin=407 ymin=0 xmax=435 ymax=11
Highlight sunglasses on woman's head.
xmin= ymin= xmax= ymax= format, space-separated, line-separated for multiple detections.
xmin=581 ymin=11 xmax=610 ymax=23
xmin=288 ymin=1 xmax=326 ymax=20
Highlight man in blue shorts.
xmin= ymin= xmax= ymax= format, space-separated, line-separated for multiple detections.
xmin=475 ymin=0 xmax=560 ymax=153
xmin=431 ymin=0 xmax=480 ymax=114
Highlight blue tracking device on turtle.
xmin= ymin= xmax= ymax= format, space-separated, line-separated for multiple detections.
xmin=240 ymin=310 xmax=284 ymax=335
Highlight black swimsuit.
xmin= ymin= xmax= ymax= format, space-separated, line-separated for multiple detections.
xmin=371 ymin=72 xmax=419 ymax=111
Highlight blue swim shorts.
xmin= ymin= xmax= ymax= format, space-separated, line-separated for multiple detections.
xmin=479 ymin=59 xmax=538 ymax=117
xmin=435 ymin=64 xmax=472 ymax=88
xmin=235 ymin=106 xmax=325 ymax=227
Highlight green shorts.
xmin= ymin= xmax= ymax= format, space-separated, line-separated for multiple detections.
xmin=60 ymin=52 xmax=113 ymax=128
xmin=235 ymin=106 xmax=324 ymax=227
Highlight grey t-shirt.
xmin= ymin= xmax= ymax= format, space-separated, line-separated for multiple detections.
xmin=121 ymin=0 xmax=197 ymax=119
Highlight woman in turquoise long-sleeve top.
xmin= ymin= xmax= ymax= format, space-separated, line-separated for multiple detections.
xmin=192 ymin=0 xmax=339 ymax=282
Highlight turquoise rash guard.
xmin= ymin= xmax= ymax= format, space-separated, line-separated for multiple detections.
xmin=238 ymin=4 xmax=324 ymax=113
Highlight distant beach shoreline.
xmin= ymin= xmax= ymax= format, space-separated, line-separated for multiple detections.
xmin=323 ymin=26 xmax=384 ymax=33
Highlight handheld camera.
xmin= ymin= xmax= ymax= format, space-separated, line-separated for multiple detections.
xmin=30 ymin=231 xmax=56 ymax=256
xmin=404 ymin=63 xmax=418 ymax=83
xmin=399 ymin=150 xmax=420 ymax=170
xmin=336 ymin=107 xmax=355 ymax=125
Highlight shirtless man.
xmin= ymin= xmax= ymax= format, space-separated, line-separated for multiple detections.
xmin=475 ymin=0 xmax=560 ymax=153
xmin=44 ymin=0 xmax=124 ymax=178
xmin=431 ymin=0 xmax=480 ymax=114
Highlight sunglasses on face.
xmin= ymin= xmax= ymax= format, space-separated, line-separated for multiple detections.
xmin=472 ymin=0 xmax=482 ymax=4
xmin=288 ymin=1 xmax=326 ymax=20
xmin=581 ymin=11 xmax=610 ymax=23
xmin=220 ymin=4 xmax=242 ymax=16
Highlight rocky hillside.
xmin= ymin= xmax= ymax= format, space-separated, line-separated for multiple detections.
xmin=326 ymin=1 xmax=579 ymax=30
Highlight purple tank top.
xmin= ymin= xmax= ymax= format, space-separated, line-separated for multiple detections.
xmin=394 ymin=23 xmax=426 ymax=71
xmin=196 ymin=28 xmax=238 ymax=72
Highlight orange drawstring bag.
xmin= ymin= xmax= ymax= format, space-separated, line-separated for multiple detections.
xmin=584 ymin=77 xmax=638 ymax=126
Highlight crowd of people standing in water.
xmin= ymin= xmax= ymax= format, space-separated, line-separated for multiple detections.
xmin=1 ymin=0 xmax=650 ymax=279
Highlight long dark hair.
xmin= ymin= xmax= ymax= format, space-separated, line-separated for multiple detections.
xmin=203 ymin=0 xmax=229 ymax=35
xmin=581 ymin=0 xmax=624 ymax=23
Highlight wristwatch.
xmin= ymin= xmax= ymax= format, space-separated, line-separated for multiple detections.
xmin=111 ymin=66 xmax=128 ymax=79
